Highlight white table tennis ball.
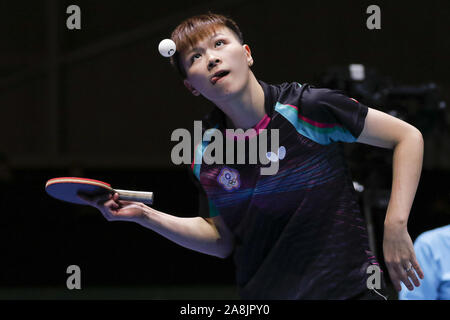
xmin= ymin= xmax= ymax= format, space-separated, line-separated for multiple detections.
xmin=158 ymin=39 xmax=176 ymax=57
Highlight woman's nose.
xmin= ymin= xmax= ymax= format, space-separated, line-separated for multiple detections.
xmin=208 ymin=57 xmax=221 ymax=71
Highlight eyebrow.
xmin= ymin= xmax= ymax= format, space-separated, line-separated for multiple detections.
xmin=187 ymin=33 xmax=226 ymax=56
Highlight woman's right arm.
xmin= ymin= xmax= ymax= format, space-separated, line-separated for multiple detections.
xmin=79 ymin=192 xmax=235 ymax=258
xmin=137 ymin=208 xmax=235 ymax=258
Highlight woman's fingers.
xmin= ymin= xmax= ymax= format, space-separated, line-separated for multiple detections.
xmin=406 ymin=267 xmax=420 ymax=287
xmin=412 ymin=257 xmax=424 ymax=280
xmin=397 ymin=263 xmax=414 ymax=290
xmin=77 ymin=192 xmax=144 ymax=221
xmin=388 ymin=258 xmax=423 ymax=292
xmin=387 ymin=263 xmax=405 ymax=292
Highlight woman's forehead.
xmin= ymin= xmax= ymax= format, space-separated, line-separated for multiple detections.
xmin=181 ymin=26 xmax=235 ymax=54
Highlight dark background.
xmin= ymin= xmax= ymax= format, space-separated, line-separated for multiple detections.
xmin=1 ymin=0 xmax=449 ymax=299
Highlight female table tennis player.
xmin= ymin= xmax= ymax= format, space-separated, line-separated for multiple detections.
xmin=80 ymin=13 xmax=424 ymax=299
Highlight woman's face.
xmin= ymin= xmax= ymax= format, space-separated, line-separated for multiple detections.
xmin=181 ymin=26 xmax=254 ymax=103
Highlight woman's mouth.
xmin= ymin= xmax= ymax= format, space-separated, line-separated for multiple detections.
xmin=211 ymin=70 xmax=230 ymax=85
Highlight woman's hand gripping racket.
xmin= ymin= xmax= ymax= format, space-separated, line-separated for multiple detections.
xmin=45 ymin=177 xmax=154 ymax=222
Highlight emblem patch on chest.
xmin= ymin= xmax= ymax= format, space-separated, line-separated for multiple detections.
xmin=217 ymin=167 xmax=240 ymax=191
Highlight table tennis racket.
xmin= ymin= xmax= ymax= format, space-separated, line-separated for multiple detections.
xmin=45 ymin=177 xmax=154 ymax=205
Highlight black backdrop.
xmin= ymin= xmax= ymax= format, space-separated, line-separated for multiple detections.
xmin=1 ymin=0 xmax=449 ymax=299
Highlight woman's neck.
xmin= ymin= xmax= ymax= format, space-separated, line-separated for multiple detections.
xmin=214 ymin=73 xmax=265 ymax=130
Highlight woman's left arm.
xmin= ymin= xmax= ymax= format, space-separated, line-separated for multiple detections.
xmin=357 ymin=107 xmax=425 ymax=292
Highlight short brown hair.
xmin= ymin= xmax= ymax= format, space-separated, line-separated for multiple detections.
xmin=169 ymin=13 xmax=244 ymax=79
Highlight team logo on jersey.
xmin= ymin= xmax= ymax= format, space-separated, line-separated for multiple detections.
xmin=217 ymin=167 xmax=240 ymax=191
xmin=266 ymin=146 xmax=286 ymax=162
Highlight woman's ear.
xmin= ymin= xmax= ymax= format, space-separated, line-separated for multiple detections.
xmin=243 ymin=44 xmax=254 ymax=67
xmin=183 ymin=79 xmax=201 ymax=96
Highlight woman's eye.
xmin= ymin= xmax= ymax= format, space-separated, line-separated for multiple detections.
xmin=191 ymin=53 xmax=201 ymax=63
xmin=215 ymin=40 xmax=225 ymax=47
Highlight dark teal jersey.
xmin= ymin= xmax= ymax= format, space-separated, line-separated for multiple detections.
xmin=190 ymin=80 xmax=380 ymax=299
